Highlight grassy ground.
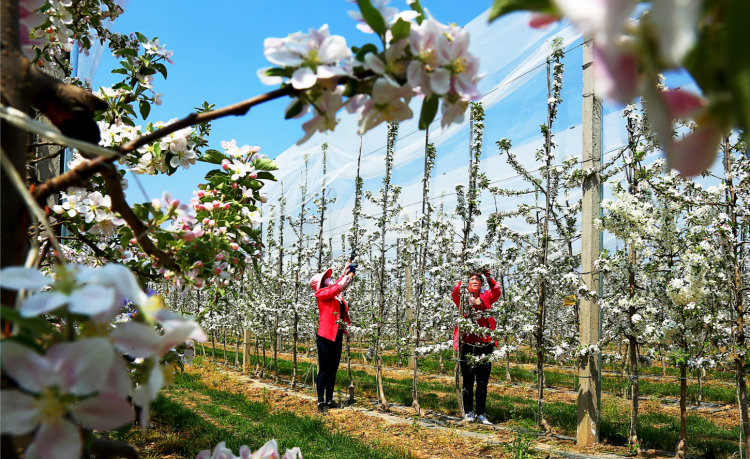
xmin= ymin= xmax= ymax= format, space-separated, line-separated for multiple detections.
xmin=204 ymin=343 xmax=739 ymax=405
xmin=102 ymin=371 xmax=411 ymax=459
xmin=202 ymin=346 xmax=741 ymax=457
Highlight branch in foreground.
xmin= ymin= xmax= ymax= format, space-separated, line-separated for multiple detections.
xmin=118 ymin=71 xmax=372 ymax=154
xmin=31 ymin=156 xmax=114 ymax=206
xmin=119 ymin=85 xmax=294 ymax=153
xmin=100 ymin=167 xmax=178 ymax=270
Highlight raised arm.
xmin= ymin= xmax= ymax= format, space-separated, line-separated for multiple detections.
xmin=451 ymin=281 xmax=462 ymax=307
xmin=484 ymin=268 xmax=502 ymax=304
xmin=315 ymin=283 xmax=343 ymax=301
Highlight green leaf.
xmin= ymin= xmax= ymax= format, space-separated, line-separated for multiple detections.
xmin=112 ymin=82 xmax=132 ymax=91
xmin=114 ymin=48 xmax=138 ymax=57
xmin=285 ymin=99 xmax=305 ymax=119
xmin=132 ymin=203 xmax=150 ymax=221
xmin=409 ymin=0 xmax=425 ymax=25
xmin=488 ymin=0 xmax=555 ymax=22
xmin=122 ymin=104 xmax=137 ymax=118
xmin=198 ymin=149 xmax=228 ymax=165
xmin=241 ymin=179 xmax=264 ymax=191
xmin=256 ymin=171 xmax=277 ymax=181
xmin=356 ymin=0 xmax=387 ymax=37
xmin=111 ymin=68 xmax=128 ymax=75
xmin=253 ymin=158 xmax=279 ymax=171
xmin=152 ymin=62 xmax=168 ymax=80
xmin=419 ymin=95 xmax=439 ymax=130
xmin=139 ymin=100 xmax=151 ymax=120
xmin=120 ymin=60 xmax=133 ymax=71
xmin=120 ymin=227 xmax=134 ymax=247
xmin=204 ymin=170 xmax=225 ymax=180
xmin=140 ymin=67 xmax=157 ymax=76
xmin=1 ymin=306 xmax=55 ymax=335
xmin=355 ymin=43 xmax=379 ymax=62
xmin=391 ymin=18 xmax=411 ymax=42
xmin=135 ymin=32 xmax=148 ymax=43
xmin=265 ymin=67 xmax=293 ymax=78
xmin=121 ymin=116 xmax=135 ymax=127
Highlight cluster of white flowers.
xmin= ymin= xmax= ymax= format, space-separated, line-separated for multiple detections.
xmin=258 ymin=5 xmax=482 ymax=143
xmin=52 ymin=190 xmax=125 ymax=236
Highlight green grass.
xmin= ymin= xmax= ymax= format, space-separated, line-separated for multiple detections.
xmin=204 ymin=347 xmax=741 ymax=457
xmin=105 ymin=370 xmax=409 ymax=459
xmin=206 ymin=344 xmax=739 ymax=405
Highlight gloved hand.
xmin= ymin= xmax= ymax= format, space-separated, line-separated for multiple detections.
xmin=349 ymin=262 xmax=358 ymax=274
xmin=349 ymin=247 xmax=358 ymax=262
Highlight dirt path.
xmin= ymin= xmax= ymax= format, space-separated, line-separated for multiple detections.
xmin=187 ymin=362 xmax=652 ymax=459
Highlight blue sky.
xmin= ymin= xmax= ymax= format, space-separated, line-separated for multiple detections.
xmin=93 ymin=0 xmax=492 ymax=205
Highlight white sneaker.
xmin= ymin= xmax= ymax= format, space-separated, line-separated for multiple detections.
xmin=465 ymin=411 xmax=476 ymax=422
xmin=477 ymin=414 xmax=493 ymax=425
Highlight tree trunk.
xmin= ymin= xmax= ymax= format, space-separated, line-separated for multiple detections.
xmin=628 ymin=333 xmax=639 ymax=447
xmin=292 ymin=314 xmax=298 ymax=388
xmin=675 ymin=363 xmax=688 ymax=459
xmin=211 ymin=332 xmax=216 ymax=360
xmin=223 ymin=328 xmax=228 ymax=363
xmin=235 ymin=331 xmax=240 ymax=367
xmin=505 ymin=336 xmax=511 ymax=381
xmin=347 ymin=333 xmax=354 ymax=403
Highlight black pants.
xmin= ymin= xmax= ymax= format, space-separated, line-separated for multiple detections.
xmin=316 ymin=330 xmax=344 ymax=404
xmin=460 ymin=343 xmax=494 ymax=415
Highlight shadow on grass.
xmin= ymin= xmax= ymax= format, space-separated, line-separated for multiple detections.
xmin=105 ymin=371 xmax=409 ymax=459
xmin=207 ymin=351 xmax=740 ymax=457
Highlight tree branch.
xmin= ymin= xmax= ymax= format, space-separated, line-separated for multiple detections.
xmin=119 ymin=85 xmax=294 ymax=153
xmin=27 ymin=141 xmax=63 ymax=150
xmin=29 ymin=146 xmax=65 ymax=164
xmin=31 ymin=156 xmax=114 ymax=205
xmin=100 ymin=167 xmax=178 ymax=270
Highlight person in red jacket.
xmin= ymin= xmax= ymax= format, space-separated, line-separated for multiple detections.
xmin=309 ymin=263 xmax=355 ymax=413
xmin=452 ymin=268 xmax=501 ymax=425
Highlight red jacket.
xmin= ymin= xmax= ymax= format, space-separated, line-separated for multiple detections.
xmin=313 ymin=274 xmax=352 ymax=341
xmin=452 ymin=278 xmax=501 ymax=350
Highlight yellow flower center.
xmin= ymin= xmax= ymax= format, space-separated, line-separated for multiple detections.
xmin=36 ymin=388 xmax=68 ymax=424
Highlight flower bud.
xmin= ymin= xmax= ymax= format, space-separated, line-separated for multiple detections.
xmin=183 ymin=231 xmax=195 ymax=242
xmin=152 ymin=198 xmax=161 ymax=211
xmin=194 ymin=260 xmax=203 ymax=268
xmin=216 ymin=253 xmax=225 ymax=261
xmin=221 ymin=159 xmax=230 ymax=170
xmin=196 ymin=190 xmax=205 ymax=197
xmin=208 ymin=219 xmax=216 ymax=226
xmin=259 ymin=194 xmax=268 ymax=203
xmin=232 ymin=258 xmax=239 ymax=264
xmin=232 ymin=183 xmax=238 ymax=189
xmin=230 ymin=243 xmax=240 ymax=251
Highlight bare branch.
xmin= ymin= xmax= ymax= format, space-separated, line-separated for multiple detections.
xmin=100 ymin=167 xmax=178 ymax=270
xmin=27 ymin=141 xmax=63 ymax=150
xmin=31 ymin=156 xmax=114 ymax=206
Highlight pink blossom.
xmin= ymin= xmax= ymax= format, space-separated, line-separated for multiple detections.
xmin=528 ymin=12 xmax=561 ymax=28
xmin=1 ymin=340 xmax=133 ymax=459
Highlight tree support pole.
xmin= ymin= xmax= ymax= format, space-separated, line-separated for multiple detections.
xmin=577 ymin=34 xmax=603 ymax=445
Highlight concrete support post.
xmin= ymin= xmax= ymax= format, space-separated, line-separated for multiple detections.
xmin=577 ymin=34 xmax=603 ymax=445
xmin=243 ymin=329 xmax=251 ymax=374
